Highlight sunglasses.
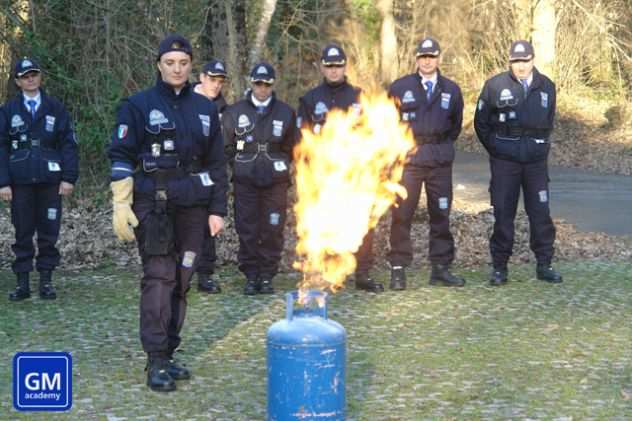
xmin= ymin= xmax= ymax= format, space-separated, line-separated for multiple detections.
xmin=253 ymin=81 xmax=273 ymax=87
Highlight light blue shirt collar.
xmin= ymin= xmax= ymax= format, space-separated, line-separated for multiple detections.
xmin=23 ymin=91 xmax=42 ymax=112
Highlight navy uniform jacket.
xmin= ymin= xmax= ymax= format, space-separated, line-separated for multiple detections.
xmin=297 ymin=79 xmax=361 ymax=134
xmin=389 ymin=71 xmax=464 ymax=168
xmin=213 ymin=93 xmax=228 ymax=115
xmin=474 ymin=68 xmax=556 ymax=163
xmin=108 ymin=78 xmax=227 ymax=216
xmin=223 ymin=93 xmax=296 ymax=187
xmin=0 ymin=90 xmax=79 ymax=187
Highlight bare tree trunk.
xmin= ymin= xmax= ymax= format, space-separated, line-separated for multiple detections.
xmin=201 ymin=0 xmax=249 ymax=101
xmin=378 ymin=0 xmax=398 ymax=87
xmin=532 ymin=0 xmax=556 ymax=77
xmin=249 ymin=0 xmax=277 ymax=67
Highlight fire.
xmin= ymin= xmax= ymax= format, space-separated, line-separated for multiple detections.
xmin=293 ymin=92 xmax=415 ymax=294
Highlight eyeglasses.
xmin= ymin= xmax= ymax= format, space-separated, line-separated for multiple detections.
xmin=253 ymin=81 xmax=273 ymax=87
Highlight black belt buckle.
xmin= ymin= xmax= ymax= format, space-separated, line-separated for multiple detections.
xmin=155 ymin=189 xmax=167 ymax=201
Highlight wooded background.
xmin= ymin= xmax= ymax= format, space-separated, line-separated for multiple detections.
xmin=1 ymin=0 xmax=631 ymax=195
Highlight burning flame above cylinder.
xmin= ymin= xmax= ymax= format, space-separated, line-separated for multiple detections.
xmin=293 ymin=92 xmax=416 ymax=294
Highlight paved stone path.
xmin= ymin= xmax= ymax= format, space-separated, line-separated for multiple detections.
xmin=453 ymin=151 xmax=632 ymax=236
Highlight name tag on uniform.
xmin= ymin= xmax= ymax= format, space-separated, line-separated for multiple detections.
xmin=274 ymin=161 xmax=287 ymax=172
xmin=273 ymin=120 xmax=283 ymax=137
xmin=237 ymin=140 xmax=245 ymax=151
xmin=199 ymin=114 xmax=211 ymax=136
xmin=441 ymin=93 xmax=451 ymax=110
xmin=199 ymin=172 xmax=213 ymax=186
xmin=508 ymin=111 xmax=516 ymax=120
xmin=498 ymin=113 xmax=506 ymax=123
xmin=540 ymin=92 xmax=549 ymax=108
xmin=45 ymin=116 xmax=56 ymax=132
xmin=48 ymin=162 xmax=61 ymax=172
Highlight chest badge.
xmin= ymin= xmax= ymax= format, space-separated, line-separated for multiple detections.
xmin=11 ymin=115 xmax=24 ymax=128
xmin=402 ymin=90 xmax=415 ymax=104
xmin=314 ymin=101 xmax=328 ymax=115
xmin=149 ymin=109 xmax=168 ymax=126
xmin=238 ymin=114 xmax=251 ymax=128
xmin=499 ymin=89 xmax=514 ymax=102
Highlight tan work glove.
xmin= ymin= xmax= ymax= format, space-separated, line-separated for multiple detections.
xmin=111 ymin=177 xmax=139 ymax=241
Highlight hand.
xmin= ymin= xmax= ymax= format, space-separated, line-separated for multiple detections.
xmin=0 ymin=186 xmax=12 ymax=201
xmin=208 ymin=215 xmax=224 ymax=237
xmin=59 ymin=181 xmax=74 ymax=196
xmin=113 ymin=204 xmax=139 ymax=241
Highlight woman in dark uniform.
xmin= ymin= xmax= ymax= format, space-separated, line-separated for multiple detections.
xmin=108 ymin=34 xmax=227 ymax=392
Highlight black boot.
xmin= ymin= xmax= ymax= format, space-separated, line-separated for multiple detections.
xmin=355 ymin=272 xmax=384 ymax=293
xmin=389 ymin=266 xmax=407 ymax=290
xmin=9 ymin=272 xmax=30 ymax=301
xmin=38 ymin=270 xmax=57 ymax=299
xmin=259 ymin=278 xmax=275 ymax=294
xmin=165 ymin=353 xmax=191 ymax=381
xmin=146 ymin=355 xmax=176 ymax=392
xmin=244 ymin=278 xmax=258 ymax=296
xmin=536 ymin=265 xmax=563 ymax=283
xmin=197 ymin=273 xmax=221 ymax=294
xmin=489 ymin=267 xmax=508 ymax=286
xmin=429 ymin=264 xmax=465 ymax=287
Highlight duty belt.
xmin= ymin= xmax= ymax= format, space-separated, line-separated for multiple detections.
xmin=501 ymin=127 xmax=548 ymax=138
xmin=414 ymin=134 xmax=444 ymax=145
xmin=241 ymin=142 xmax=282 ymax=153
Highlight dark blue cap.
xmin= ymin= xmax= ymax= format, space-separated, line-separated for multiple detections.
xmin=157 ymin=34 xmax=193 ymax=60
xmin=509 ymin=40 xmax=534 ymax=62
xmin=321 ymin=44 xmax=346 ymax=65
xmin=250 ymin=62 xmax=275 ymax=83
xmin=415 ymin=37 xmax=441 ymax=57
xmin=203 ymin=59 xmax=228 ymax=77
xmin=15 ymin=58 xmax=41 ymax=77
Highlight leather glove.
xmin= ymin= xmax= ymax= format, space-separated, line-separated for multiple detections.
xmin=111 ymin=177 xmax=139 ymax=241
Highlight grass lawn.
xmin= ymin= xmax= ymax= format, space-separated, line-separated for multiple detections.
xmin=1 ymin=261 xmax=632 ymax=420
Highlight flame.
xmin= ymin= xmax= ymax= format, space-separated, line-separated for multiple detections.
xmin=293 ymin=92 xmax=415 ymax=294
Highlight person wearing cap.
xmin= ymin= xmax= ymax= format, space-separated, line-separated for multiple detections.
xmin=297 ymin=44 xmax=384 ymax=293
xmin=0 ymin=58 xmax=79 ymax=301
xmin=107 ymin=33 xmax=228 ymax=392
xmin=474 ymin=40 xmax=561 ymax=286
xmin=193 ymin=59 xmax=230 ymax=294
xmin=223 ymin=62 xmax=297 ymax=295
xmin=387 ymin=37 xmax=465 ymax=290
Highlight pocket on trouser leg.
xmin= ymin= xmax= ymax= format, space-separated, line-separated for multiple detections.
xmin=143 ymin=212 xmax=175 ymax=256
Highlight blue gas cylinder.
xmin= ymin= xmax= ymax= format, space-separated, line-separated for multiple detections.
xmin=267 ymin=290 xmax=346 ymax=421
